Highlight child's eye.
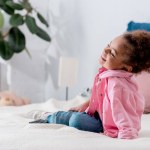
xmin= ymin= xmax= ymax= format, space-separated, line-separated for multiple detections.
xmin=106 ymin=44 xmax=116 ymax=58
xmin=110 ymin=50 xmax=116 ymax=57
xmin=111 ymin=53 xmax=115 ymax=57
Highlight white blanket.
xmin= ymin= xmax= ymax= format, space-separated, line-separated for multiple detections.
xmin=0 ymin=96 xmax=150 ymax=150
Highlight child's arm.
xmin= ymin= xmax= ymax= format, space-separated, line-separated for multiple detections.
xmin=69 ymin=100 xmax=90 ymax=112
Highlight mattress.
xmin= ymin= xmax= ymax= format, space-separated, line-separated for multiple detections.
xmin=0 ymin=96 xmax=150 ymax=150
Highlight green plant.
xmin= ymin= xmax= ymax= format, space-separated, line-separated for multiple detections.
xmin=0 ymin=0 xmax=51 ymax=60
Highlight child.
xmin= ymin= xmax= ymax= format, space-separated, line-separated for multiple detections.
xmin=30 ymin=30 xmax=150 ymax=139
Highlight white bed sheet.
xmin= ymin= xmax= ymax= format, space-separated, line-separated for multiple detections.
xmin=0 ymin=96 xmax=150 ymax=150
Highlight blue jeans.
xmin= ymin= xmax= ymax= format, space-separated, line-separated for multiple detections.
xmin=47 ymin=111 xmax=103 ymax=133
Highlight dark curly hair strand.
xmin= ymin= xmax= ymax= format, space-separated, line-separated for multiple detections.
xmin=123 ymin=30 xmax=150 ymax=73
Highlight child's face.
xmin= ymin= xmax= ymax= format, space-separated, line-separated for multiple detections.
xmin=99 ymin=36 xmax=131 ymax=71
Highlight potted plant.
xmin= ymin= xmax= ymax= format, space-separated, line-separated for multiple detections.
xmin=0 ymin=0 xmax=51 ymax=60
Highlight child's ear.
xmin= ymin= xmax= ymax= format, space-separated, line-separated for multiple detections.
xmin=124 ymin=65 xmax=133 ymax=72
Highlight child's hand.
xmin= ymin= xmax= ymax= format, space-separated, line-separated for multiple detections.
xmin=69 ymin=105 xmax=86 ymax=112
xmin=69 ymin=100 xmax=90 ymax=112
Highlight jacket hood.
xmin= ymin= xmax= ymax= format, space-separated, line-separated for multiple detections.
xmin=99 ymin=67 xmax=133 ymax=79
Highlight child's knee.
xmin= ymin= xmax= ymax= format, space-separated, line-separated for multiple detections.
xmin=69 ymin=113 xmax=82 ymax=129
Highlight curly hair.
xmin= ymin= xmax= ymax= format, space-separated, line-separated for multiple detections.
xmin=122 ymin=30 xmax=150 ymax=73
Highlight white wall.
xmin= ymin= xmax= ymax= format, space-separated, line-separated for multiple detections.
xmin=46 ymin=0 xmax=150 ymax=100
xmin=1 ymin=0 xmax=150 ymax=102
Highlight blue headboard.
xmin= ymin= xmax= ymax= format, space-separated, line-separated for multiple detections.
xmin=127 ymin=21 xmax=150 ymax=31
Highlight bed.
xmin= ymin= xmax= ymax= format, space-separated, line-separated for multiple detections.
xmin=0 ymin=96 xmax=150 ymax=150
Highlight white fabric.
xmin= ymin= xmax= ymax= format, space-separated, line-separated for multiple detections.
xmin=0 ymin=96 xmax=150 ymax=150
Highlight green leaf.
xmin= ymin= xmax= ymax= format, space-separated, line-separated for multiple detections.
xmin=6 ymin=1 xmax=24 ymax=10
xmin=0 ymin=0 xmax=6 ymax=7
xmin=0 ymin=40 xmax=14 ymax=60
xmin=0 ymin=32 xmax=3 ymax=40
xmin=25 ymin=15 xmax=38 ymax=34
xmin=1 ymin=5 xmax=14 ymax=15
xmin=25 ymin=15 xmax=51 ymax=42
xmin=36 ymin=27 xmax=51 ymax=42
xmin=0 ymin=10 xmax=4 ymax=29
xmin=8 ymin=27 xmax=25 ymax=53
xmin=20 ymin=0 xmax=32 ymax=12
xmin=0 ymin=0 xmax=14 ymax=15
xmin=0 ymin=0 xmax=7 ymax=7
xmin=37 ymin=12 xmax=49 ymax=27
xmin=10 ymin=14 xmax=24 ymax=26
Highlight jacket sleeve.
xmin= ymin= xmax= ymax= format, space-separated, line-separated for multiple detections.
xmin=107 ymin=78 xmax=144 ymax=139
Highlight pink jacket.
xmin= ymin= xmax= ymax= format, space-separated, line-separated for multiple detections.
xmin=87 ymin=68 xmax=144 ymax=139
